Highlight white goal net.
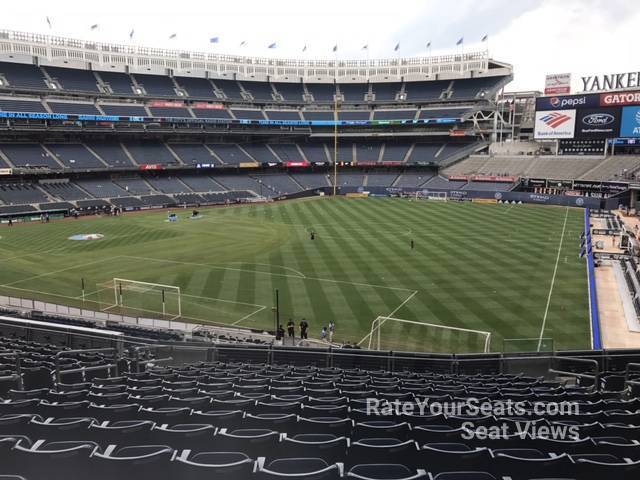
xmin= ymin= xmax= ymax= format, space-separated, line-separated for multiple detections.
xmin=364 ymin=316 xmax=491 ymax=353
xmin=413 ymin=191 xmax=448 ymax=201
xmin=109 ymin=278 xmax=182 ymax=319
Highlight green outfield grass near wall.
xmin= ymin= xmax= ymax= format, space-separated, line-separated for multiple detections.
xmin=0 ymin=197 xmax=590 ymax=353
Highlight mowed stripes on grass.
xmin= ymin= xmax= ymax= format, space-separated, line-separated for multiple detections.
xmin=0 ymin=197 xmax=590 ymax=352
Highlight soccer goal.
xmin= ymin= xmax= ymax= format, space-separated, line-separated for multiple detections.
xmin=365 ymin=316 xmax=491 ymax=353
xmin=109 ymin=278 xmax=182 ymax=319
xmin=415 ymin=191 xmax=448 ymax=201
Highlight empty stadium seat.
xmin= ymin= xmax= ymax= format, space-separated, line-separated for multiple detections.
xmin=256 ymin=457 xmax=342 ymax=480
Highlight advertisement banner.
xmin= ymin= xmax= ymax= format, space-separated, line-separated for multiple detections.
xmin=471 ymin=175 xmax=517 ymax=183
xmin=620 ymin=106 xmax=640 ymax=138
xmin=285 ymin=161 xmax=310 ymax=168
xmin=191 ymin=102 xmax=225 ymax=110
xmin=139 ymin=164 xmax=163 ymax=171
xmin=149 ymin=101 xmax=185 ymax=108
xmin=544 ymin=73 xmax=571 ymax=95
xmin=575 ymin=107 xmax=621 ymax=138
xmin=535 ymin=94 xmax=599 ymax=111
xmin=448 ymin=175 xmax=469 ymax=181
xmin=600 ymin=90 xmax=640 ymax=107
xmin=534 ymin=109 xmax=576 ymax=139
xmin=0 ymin=168 xmax=12 ymax=175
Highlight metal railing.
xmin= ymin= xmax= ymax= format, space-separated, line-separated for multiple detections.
xmin=54 ymin=348 xmax=118 ymax=383
xmin=0 ymin=351 xmax=23 ymax=390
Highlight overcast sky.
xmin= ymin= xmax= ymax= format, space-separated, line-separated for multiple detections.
xmin=0 ymin=0 xmax=635 ymax=92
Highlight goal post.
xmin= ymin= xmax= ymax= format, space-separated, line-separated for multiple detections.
xmin=110 ymin=278 xmax=182 ymax=319
xmin=364 ymin=316 xmax=491 ymax=354
xmin=413 ymin=190 xmax=448 ymax=201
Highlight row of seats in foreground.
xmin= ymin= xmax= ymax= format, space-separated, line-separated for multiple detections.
xmin=2 ymin=427 xmax=640 ymax=480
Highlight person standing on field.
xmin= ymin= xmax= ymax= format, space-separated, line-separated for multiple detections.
xmin=287 ymin=319 xmax=295 ymax=338
xmin=328 ymin=320 xmax=335 ymax=342
xmin=299 ymin=319 xmax=309 ymax=339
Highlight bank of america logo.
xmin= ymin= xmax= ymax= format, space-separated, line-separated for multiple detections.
xmin=540 ymin=112 xmax=572 ymax=128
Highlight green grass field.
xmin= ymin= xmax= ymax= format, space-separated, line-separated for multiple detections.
xmin=0 ymin=197 xmax=591 ymax=353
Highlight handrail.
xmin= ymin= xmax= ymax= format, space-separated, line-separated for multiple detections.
xmin=55 ymin=348 xmax=117 ymax=383
xmin=549 ymin=356 xmax=600 ymax=388
xmin=624 ymin=362 xmax=640 ymax=391
xmin=0 ymin=373 xmax=22 ymax=391
xmin=0 ymin=350 xmax=23 ymax=389
xmin=0 ymin=351 xmax=23 ymax=389
xmin=58 ymin=363 xmax=118 ymax=381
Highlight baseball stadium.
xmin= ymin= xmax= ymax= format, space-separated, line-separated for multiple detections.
xmin=1 ymin=2 xmax=640 ymax=479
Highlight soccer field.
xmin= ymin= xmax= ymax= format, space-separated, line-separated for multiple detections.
xmin=0 ymin=197 xmax=591 ymax=352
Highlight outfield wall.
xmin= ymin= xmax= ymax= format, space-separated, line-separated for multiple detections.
xmin=585 ymin=209 xmax=603 ymax=350
xmin=335 ymin=186 xmax=604 ymax=209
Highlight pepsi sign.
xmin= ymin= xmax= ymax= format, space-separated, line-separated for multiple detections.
xmin=535 ymin=93 xmax=600 ymax=111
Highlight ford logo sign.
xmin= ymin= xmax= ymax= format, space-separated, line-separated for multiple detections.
xmin=582 ymin=113 xmax=614 ymax=126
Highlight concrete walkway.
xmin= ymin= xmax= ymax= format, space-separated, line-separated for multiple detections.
xmin=596 ymin=262 xmax=640 ymax=348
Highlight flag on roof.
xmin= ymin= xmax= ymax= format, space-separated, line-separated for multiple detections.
xmin=362 ymin=44 xmax=368 ymax=50
xmin=268 ymin=43 xmax=276 ymax=49
xmin=332 ymin=44 xmax=338 ymax=52
xmin=481 ymin=34 xmax=488 ymax=42
xmin=302 ymin=45 xmax=307 ymax=52
xmin=169 ymin=33 xmax=177 ymax=40
xmin=394 ymin=43 xmax=400 ymax=51
xmin=129 ymin=29 xmax=134 ymax=40
xmin=456 ymin=37 xmax=463 ymax=45
xmin=239 ymin=41 xmax=246 ymax=47
xmin=90 ymin=24 xmax=99 ymax=31
xmin=209 ymin=37 xmax=219 ymax=43
xmin=46 ymin=17 xmax=52 ymax=29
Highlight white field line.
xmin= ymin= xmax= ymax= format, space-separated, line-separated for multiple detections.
xmin=0 ymin=246 xmax=70 ymax=263
xmin=224 ymin=262 xmax=307 ymax=279
xmin=537 ymin=207 xmax=569 ymax=352
xmin=357 ymin=290 xmax=418 ymax=347
xmin=0 ymin=256 xmax=117 ymax=287
xmin=74 ymin=286 xmax=112 ymax=299
xmin=100 ymin=300 xmax=259 ymax=326
xmin=120 ymin=255 xmax=415 ymax=293
xmin=232 ymin=306 xmax=268 ymax=325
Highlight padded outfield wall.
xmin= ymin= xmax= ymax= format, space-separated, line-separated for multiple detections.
xmin=287 ymin=186 xmax=605 ymax=209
